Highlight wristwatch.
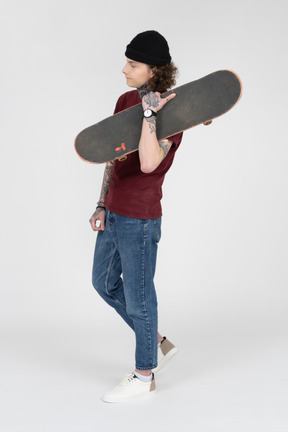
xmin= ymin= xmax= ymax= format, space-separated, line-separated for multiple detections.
xmin=143 ymin=108 xmax=157 ymax=119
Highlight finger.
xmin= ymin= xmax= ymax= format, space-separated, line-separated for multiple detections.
xmin=89 ymin=217 xmax=98 ymax=231
xmin=159 ymin=92 xmax=176 ymax=110
xmin=93 ymin=212 xmax=105 ymax=231
xmin=166 ymin=92 xmax=176 ymax=102
xmin=92 ymin=219 xmax=98 ymax=231
xmin=89 ymin=210 xmax=106 ymax=231
xmin=95 ymin=219 xmax=105 ymax=231
xmin=99 ymin=214 xmax=105 ymax=231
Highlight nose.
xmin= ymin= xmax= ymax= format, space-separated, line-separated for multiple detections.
xmin=122 ymin=62 xmax=128 ymax=74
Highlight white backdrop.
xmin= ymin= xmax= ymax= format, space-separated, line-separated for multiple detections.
xmin=1 ymin=0 xmax=287 ymax=430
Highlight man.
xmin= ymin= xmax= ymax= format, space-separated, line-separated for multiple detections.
xmin=89 ymin=30 xmax=183 ymax=403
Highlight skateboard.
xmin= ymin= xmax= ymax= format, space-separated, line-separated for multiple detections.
xmin=74 ymin=70 xmax=242 ymax=164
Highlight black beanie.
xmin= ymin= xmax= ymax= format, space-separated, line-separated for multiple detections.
xmin=125 ymin=30 xmax=171 ymax=66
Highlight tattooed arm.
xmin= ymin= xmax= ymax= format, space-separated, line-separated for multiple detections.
xmin=89 ymin=160 xmax=114 ymax=231
xmin=139 ymin=90 xmax=176 ymax=173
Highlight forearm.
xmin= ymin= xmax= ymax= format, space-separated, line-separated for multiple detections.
xmin=139 ymin=117 xmax=173 ymax=173
xmin=139 ymin=118 xmax=165 ymax=173
xmin=98 ymin=160 xmax=115 ymax=206
xmin=139 ymin=90 xmax=175 ymax=173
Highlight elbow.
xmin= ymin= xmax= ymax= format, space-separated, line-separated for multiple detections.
xmin=140 ymin=162 xmax=156 ymax=174
xmin=139 ymin=152 xmax=162 ymax=173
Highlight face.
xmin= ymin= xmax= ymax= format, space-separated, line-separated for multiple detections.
xmin=122 ymin=58 xmax=154 ymax=88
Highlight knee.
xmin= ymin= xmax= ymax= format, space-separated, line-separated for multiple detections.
xmin=92 ymin=272 xmax=105 ymax=296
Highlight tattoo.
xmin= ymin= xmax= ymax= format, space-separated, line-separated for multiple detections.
xmin=145 ymin=117 xmax=156 ymax=134
xmin=143 ymin=92 xmax=160 ymax=109
xmin=99 ymin=160 xmax=114 ymax=203
xmin=93 ymin=207 xmax=104 ymax=218
xmin=137 ymin=83 xmax=150 ymax=99
xmin=159 ymin=139 xmax=172 ymax=158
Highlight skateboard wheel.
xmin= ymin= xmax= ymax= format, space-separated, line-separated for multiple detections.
xmin=118 ymin=155 xmax=127 ymax=162
xmin=203 ymin=120 xmax=212 ymax=126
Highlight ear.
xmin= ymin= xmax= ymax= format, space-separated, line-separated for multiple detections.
xmin=149 ymin=66 xmax=156 ymax=78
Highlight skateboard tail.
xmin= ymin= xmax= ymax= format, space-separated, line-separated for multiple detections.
xmin=74 ymin=132 xmax=99 ymax=164
xmin=155 ymin=69 xmax=242 ymax=141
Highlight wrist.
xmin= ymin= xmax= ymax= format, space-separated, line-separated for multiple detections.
xmin=96 ymin=200 xmax=105 ymax=210
xmin=143 ymin=108 xmax=157 ymax=119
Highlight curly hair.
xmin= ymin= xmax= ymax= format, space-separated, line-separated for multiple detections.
xmin=147 ymin=62 xmax=178 ymax=93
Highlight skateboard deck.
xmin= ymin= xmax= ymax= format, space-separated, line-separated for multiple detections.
xmin=74 ymin=70 xmax=242 ymax=164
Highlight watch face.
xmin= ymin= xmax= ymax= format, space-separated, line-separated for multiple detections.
xmin=144 ymin=109 xmax=153 ymax=118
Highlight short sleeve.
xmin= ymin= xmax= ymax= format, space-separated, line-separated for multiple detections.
xmin=168 ymin=132 xmax=183 ymax=150
xmin=113 ymin=94 xmax=125 ymax=114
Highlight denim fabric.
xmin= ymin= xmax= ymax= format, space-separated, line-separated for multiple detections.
xmin=92 ymin=210 xmax=161 ymax=370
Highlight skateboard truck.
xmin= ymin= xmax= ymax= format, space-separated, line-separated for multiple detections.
xmin=203 ymin=120 xmax=212 ymax=126
xmin=118 ymin=155 xmax=127 ymax=162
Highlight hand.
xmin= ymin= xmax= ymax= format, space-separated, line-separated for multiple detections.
xmin=142 ymin=91 xmax=176 ymax=113
xmin=89 ymin=208 xmax=106 ymax=231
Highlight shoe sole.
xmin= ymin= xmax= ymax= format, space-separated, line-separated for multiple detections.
xmin=102 ymin=389 xmax=157 ymax=404
xmin=152 ymin=347 xmax=178 ymax=373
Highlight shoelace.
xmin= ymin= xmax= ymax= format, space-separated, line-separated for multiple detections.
xmin=116 ymin=373 xmax=137 ymax=390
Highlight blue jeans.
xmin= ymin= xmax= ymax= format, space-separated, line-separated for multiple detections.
xmin=92 ymin=210 xmax=161 ymax=370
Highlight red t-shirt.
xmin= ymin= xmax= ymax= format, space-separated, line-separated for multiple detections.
xmin=104 ymin=90 xmax=183 ymax=219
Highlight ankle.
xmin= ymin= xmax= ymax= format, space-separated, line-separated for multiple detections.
xmin=134 ymin=370 xmax=153 ymax=382
xmin=135 ymin=368 xmax=152 ymax=376
xmin=158 ymin=333 xmax=164 ymax=344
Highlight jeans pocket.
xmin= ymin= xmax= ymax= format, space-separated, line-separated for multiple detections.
xmin=153 ymin=218 xmax=162 ymax=243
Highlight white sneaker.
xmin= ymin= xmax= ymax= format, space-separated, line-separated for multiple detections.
xmin=153 ymin=337 xmax=178 ymax=373
xmin=102 ymin=373 xmax=156 ymax=403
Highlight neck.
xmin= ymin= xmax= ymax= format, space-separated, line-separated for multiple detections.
xmin=137 ymin=83 xmax=150 ymax=99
